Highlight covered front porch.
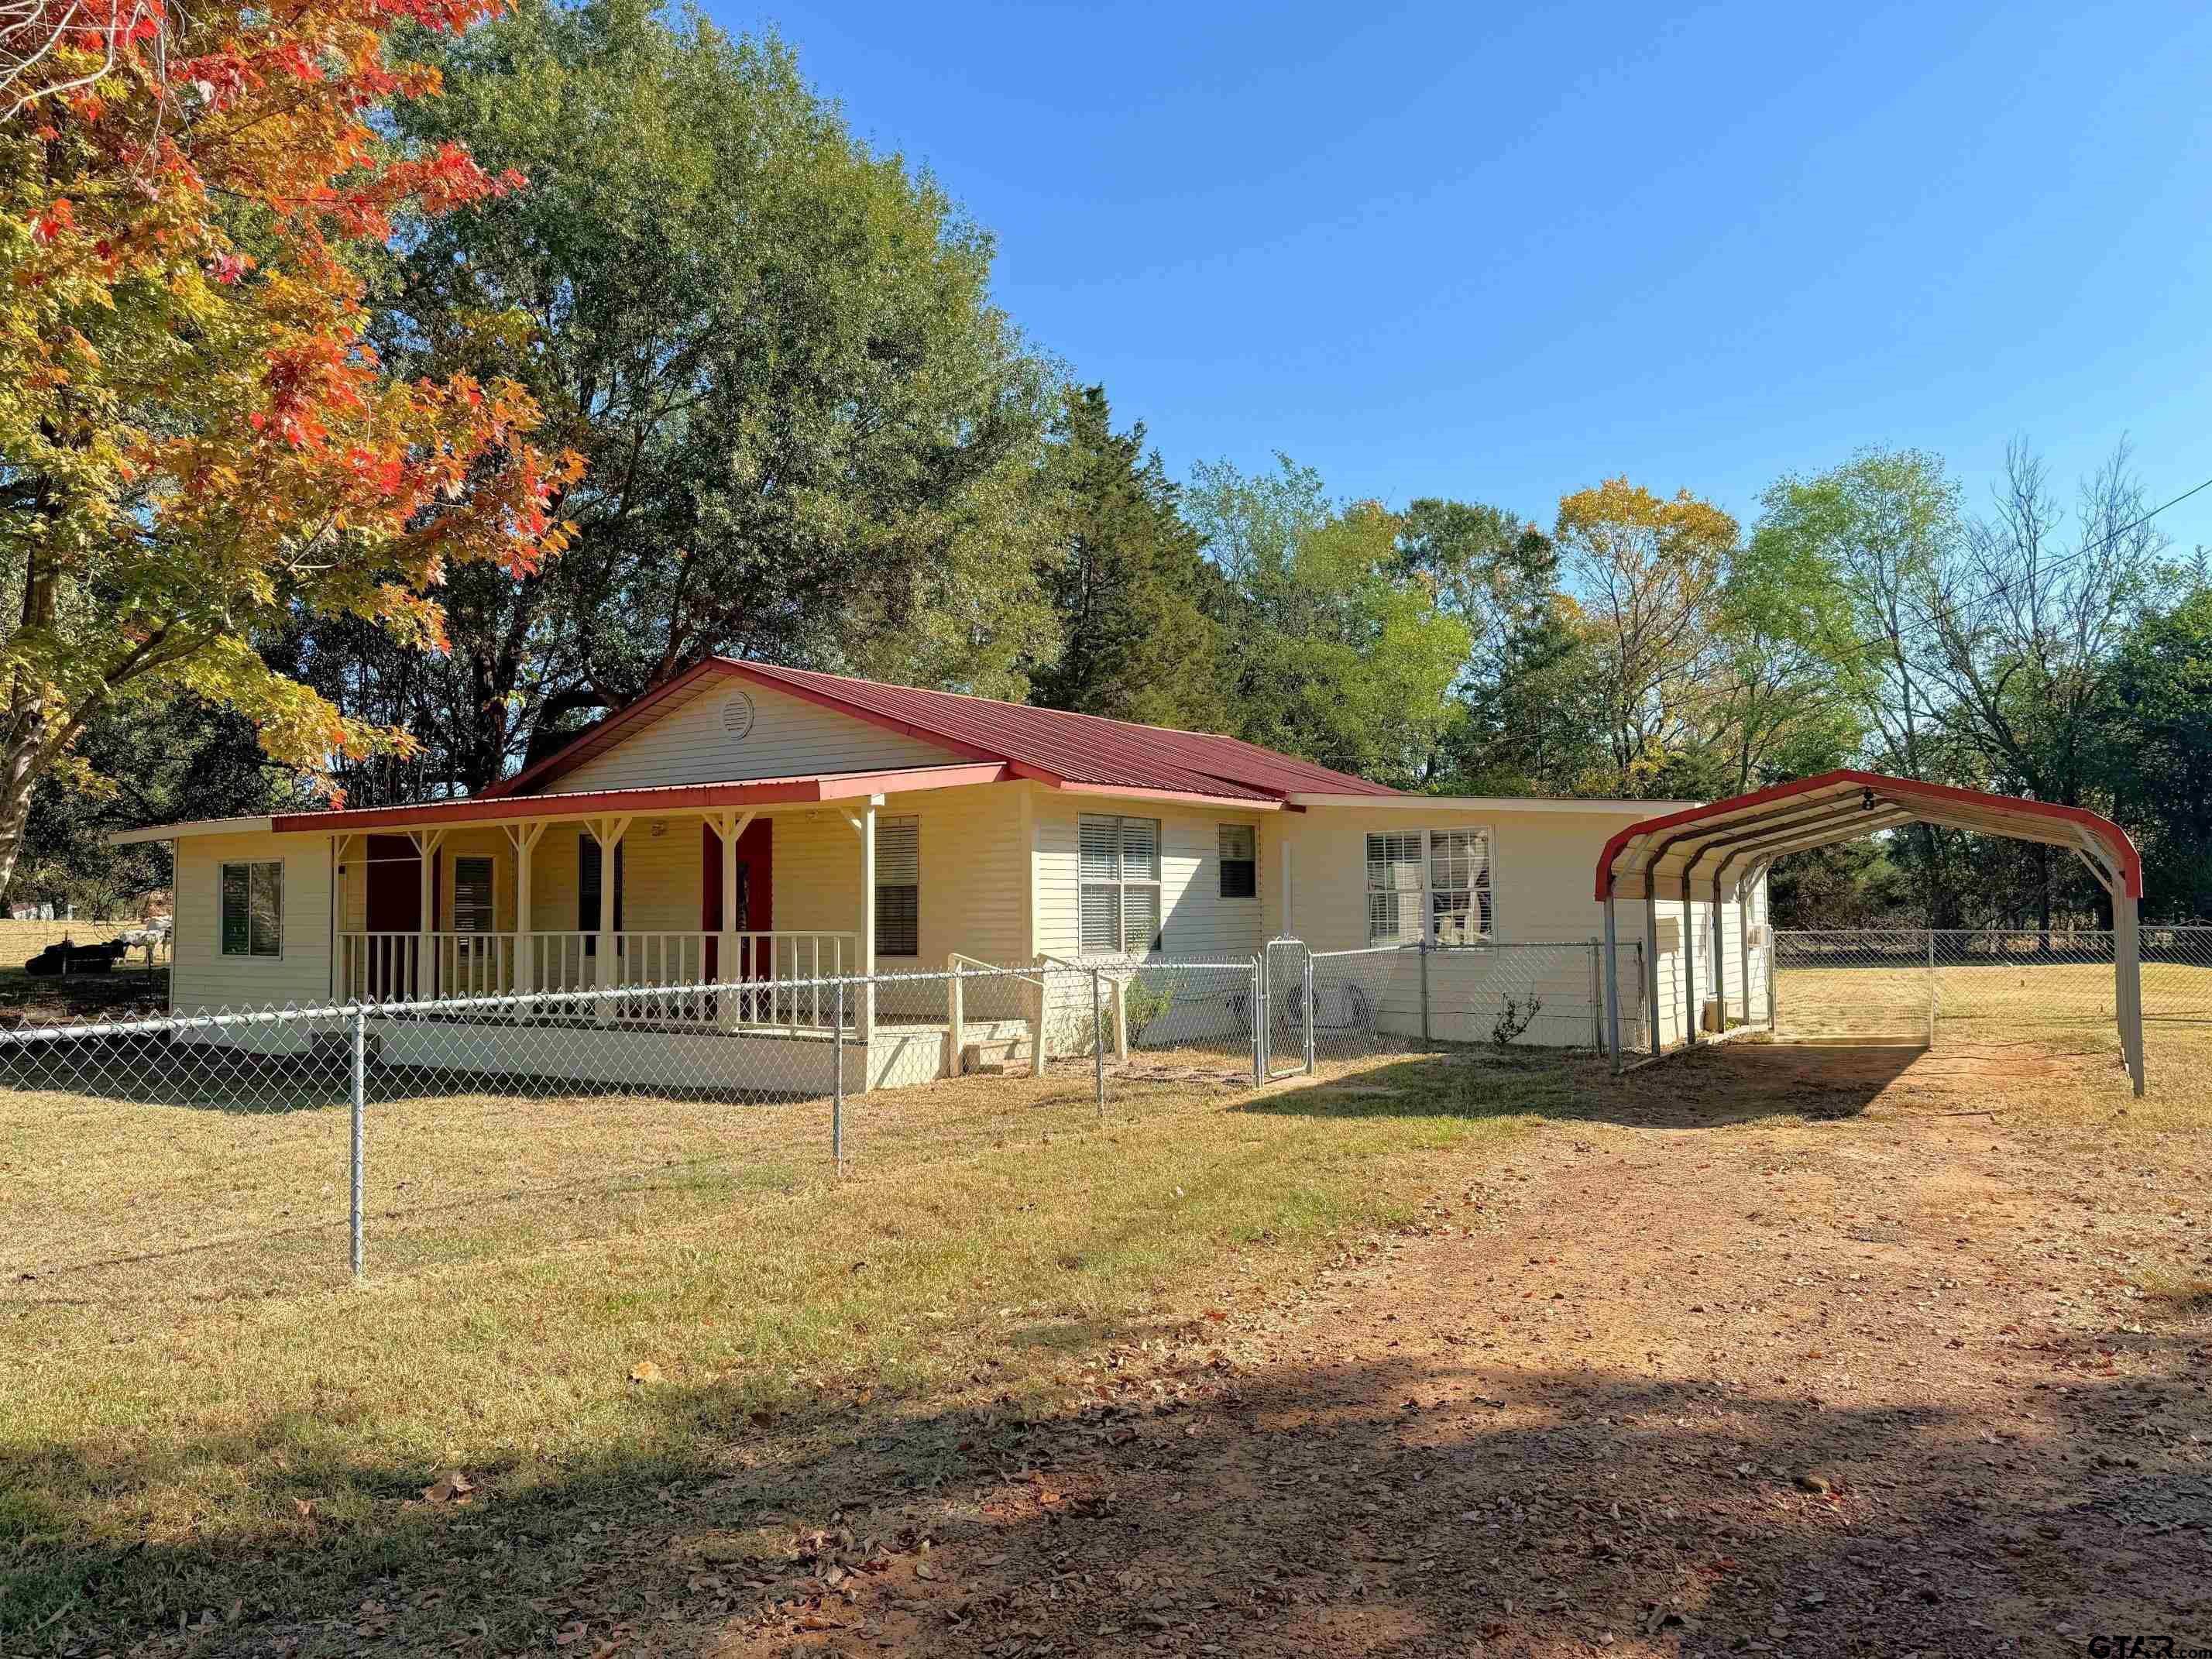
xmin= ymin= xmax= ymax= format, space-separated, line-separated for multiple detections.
xmin=303 ymin=764 xmax=1034 ymax=1061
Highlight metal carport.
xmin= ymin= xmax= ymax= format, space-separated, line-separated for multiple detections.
xmin=1592 ymin=770 xmax=2145 ymax=1095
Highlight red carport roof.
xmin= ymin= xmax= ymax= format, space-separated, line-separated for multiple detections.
xmin=483 ymin=658 xmax=1401 ymax=805
xmin=1594 ymin=770 xmax=2142 ymax=902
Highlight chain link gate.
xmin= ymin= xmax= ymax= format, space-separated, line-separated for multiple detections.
xmin=1259 ymin=936 xmax=1313 ymax=1080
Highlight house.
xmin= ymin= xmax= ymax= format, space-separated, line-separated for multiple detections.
xmin=112 ymin=660 xmax=1759 ymax=1087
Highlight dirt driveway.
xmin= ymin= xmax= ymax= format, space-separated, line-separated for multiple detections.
xmin=699 ymin=1040 xmax=2210 ymax=1659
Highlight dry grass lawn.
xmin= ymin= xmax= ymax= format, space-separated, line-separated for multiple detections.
xmin=0 ymin=977 xmax=2207 ymax=1655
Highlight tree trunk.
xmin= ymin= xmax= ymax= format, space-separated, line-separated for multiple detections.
xmin=0 ymin=551 xmax=60 ymax=908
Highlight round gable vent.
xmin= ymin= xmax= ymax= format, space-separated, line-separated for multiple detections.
xmin=720 ymin=690 xmax=756 ymax=740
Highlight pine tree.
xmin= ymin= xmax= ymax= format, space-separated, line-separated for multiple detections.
xmin=1029 ymin=387 xmax=1226 ymax=730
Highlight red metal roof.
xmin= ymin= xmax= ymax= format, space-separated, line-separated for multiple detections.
xmin=487 ymin=658 xmax=1402 ymax=805
xmin=1594 ymin=770 xmax=2142 ymax=901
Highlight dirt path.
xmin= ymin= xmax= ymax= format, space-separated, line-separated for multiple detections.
xmin=701 ymin=1044 xmax=2210 ymax=1659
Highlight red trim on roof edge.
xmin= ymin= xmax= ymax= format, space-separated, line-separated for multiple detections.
xmin=1592 ymin=770 xmax=2142 ymax=900
xmin=275 ymin=764 xmax=1013 ymax=833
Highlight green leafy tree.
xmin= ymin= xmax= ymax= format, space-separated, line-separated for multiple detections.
xmin=1394 ymin=499 xmax=1611 ymax=794
xmin=1187 ymin=459 xmax=1468 ymax=788
xmin=1025 ymin=386 xmax=1224 ymax=730
xmin=377 ymin=0 xmax=1057 ymax=785
xmin=2106 ymin=580 xmax=2212 ymax=919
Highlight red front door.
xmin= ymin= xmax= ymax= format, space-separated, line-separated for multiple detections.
xmin=701 ymin=819 xmax=773 ymax=977
xmin=362 ymin=835 xmax=435 ymax=997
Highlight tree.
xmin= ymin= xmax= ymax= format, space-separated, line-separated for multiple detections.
xmin=1750 ymin=448 xmax=1959 ymax=784
xmin=1924 ymin=441 xmax=2172 ymax=929
xmin=1553 ymin=479 xmax=1739 ymax=793
xmin=376 ymin=0 xmax=1056 ymax=786
xmin=0 ymin=0 xmax=575 ymax=901
xmin=1393 ymin=498 xmax=1611 ymax=795
xmin=1187 ymin=458 xmax=1468 ymax=788
xmin=2104 ymin=580 xmax=2212 ymax=919
xmin=1025 ymin=386 xmax=1224 ymax=730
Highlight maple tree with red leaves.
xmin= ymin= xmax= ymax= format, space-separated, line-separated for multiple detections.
xmin=0 ymin=0 xmax=579 ymax=900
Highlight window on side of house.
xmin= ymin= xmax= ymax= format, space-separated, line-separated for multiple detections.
xmin=1079 ymin=814 xmax=1162 ymax=955
xmin=1218 ymin=823 xmax=1256 ymax=899
xmin=1365 ymin=829 xmax=1493 ymax=946
xmin=451 ymin=855 xmax=496 ymax=934
xmin=219 ymin=860 xmax=283 ymax=957
xmin=874 ymin=816 xmax=919 ymax=957
xmin=578 ymin=835 xmax=624 ymax=954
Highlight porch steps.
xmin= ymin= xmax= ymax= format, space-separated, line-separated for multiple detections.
xmin=956 ymin=1019 xmax=1034 ymax=1077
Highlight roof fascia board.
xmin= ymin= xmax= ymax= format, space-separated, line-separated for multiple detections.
xmin=1291 ymin=793 xmax=1695 ymax=814
xmin=107 ymin=816 xmax=275 ymax=847
xmin=1046 ymin=778 xmax=1283 ymax=811
xmin=269 ymin=764 xmax=1013 ymax=835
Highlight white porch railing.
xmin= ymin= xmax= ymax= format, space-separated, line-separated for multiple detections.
xmin=338 ymin=930 xmax=860 ymax=1032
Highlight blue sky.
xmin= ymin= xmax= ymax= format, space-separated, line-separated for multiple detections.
xmin=718 ymin=0 xmax=2212 ymax=548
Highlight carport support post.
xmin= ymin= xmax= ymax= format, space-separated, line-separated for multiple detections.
xmin=349 ymin=1006 xmax=366 ymax=1282
xmin=1711 ymin=871 xmax=1727 ymax=1035
xmin=2118 ymin=892 xmax=2145 ymax=1096
xmin=1601 ymin=899 xmax=1623 ymax=1074
xmin=1644 ymin=890 xmax=1661 ymax=1058
xmin=1735 ymin=876 xmax=1751 ymax=1029
xmin=1681 ymin=894 xmax=1698 ymax=1045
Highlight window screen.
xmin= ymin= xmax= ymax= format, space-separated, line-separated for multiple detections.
xmin=1365 ymin=830 xmax=1492 ymax=945
xmin=1218 ymin=823 xmax=1256 ymax=898
xmin=219 ymin=860 xmax=283 ymax=957
xmin=874 ymin=816 xmax=919 ymax=957
xmin=1079 ymin=815 xmax=1163 ymax=955
xmin=578 ymin=835 xmax=623 ymax=953
xmin=451 ymin=855 xmax=496 ymax=933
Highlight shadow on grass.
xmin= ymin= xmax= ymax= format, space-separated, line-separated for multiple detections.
xmin=5 ymin=1341 xmax=2202 ymax=1656
xmin=1237 ymin=1039 xmax=1929 ymax=1132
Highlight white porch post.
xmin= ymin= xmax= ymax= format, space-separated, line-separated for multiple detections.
xmin=858 ymin=797 xmax=878 ymax=1042
xmin=410 ymin=829 xmax=445 ymax=1002
xmin=504 ymin=821 xmax=544 ymax=996
xmin=713 ymin=809 xmax=754 ymax=1031
xmin=587 ymin=816 xmax=630 ymax=1021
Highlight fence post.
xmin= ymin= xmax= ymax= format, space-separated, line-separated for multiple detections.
xmin=1091 ymin=965 xmax=1105 ymax=1121
xmin=1588 ymin=936 xmax=1602 ymax=1053
xmin=1418 ymin=938 xmax=1431 ymax=1046
xmin=1926 ymin=928 xmax=1936 ymax=1048
xmin=1250 ymin=955 xmax=1265 ymax=1086
xmin=349 ymin=1005 xmax=366 ymax=1283
xmin=1766 ymin=926 xmax=1778 ymax=1030
xmin=1303 ymin=950 xmax=1317 ymax=1075
xmin=833 ymin=977 xmax=846 ymax=1173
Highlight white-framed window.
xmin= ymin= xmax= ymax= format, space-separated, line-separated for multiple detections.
xmin=1218 ymin=823 xmax=1256 ymax=899
xmin=1080 ymin=814 xmax=1161 ymax=955
xmin=874 ymin=816 xmax=919 ymax=957
xmin=219 ymin=860 xmax=283 ymax=957
xmin=1365 ymin=829 xmax=1492 ymax=946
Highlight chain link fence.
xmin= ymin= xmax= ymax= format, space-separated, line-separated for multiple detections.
xmin=1771 ymin=926 xmax=2212 ymax=1048
xmin=0 ymin=939 xmax=1640 ymax=1295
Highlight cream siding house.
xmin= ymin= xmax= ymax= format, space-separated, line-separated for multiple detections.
xmin=118 ymin=659 xmax=1754 ymax=1084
